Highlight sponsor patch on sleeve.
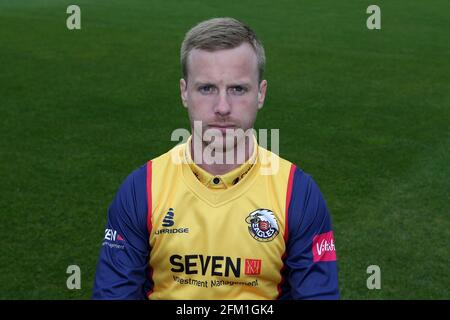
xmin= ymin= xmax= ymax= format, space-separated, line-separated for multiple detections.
xmin=312 ymin=231 xmax=336 ymax=262
xmin=102 ymin=228 xmax=125 ymax=250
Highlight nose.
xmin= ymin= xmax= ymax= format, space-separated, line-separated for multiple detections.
xmin=213 ymin=90 xmax=231 ymax=116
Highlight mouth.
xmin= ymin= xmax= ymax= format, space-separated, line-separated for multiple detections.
xmin=208 ymin=123 xmax=236 ymax=128
xmin=207 ymin=124 xmax=237 ymax=134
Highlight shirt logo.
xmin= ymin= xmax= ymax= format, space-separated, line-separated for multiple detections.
xmin=162 ymin=208 xmax=175 ymax=227
xmin=103 ymin=228 xmax=125 ymax=250
xmin=170 ymin=254 xmax=262 ymax=280
xmin=104 ymin=228 xmax=125 ymax=242
xmin=244 ymin=259 xmax=262 ymax=275
xmin=245 ymin=209 xmax=279 ymax=242
xmin=312 ymin=231 xmax=336 ymax=262
xmin=155 ymin=208 xmax=190 ymax=235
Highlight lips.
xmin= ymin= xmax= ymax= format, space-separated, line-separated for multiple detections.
xmin=208 ymin=124 xmax=236 ymax=128
xmin=207 ymin=125 xmax=237 ymax=135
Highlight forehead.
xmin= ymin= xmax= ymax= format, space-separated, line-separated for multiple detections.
xmin=186 ymin=42 xmax=258 ymax=82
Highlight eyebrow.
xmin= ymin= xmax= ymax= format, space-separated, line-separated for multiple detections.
xmin=193 ymin=81 xmax=253 ymax=89
xmin=193 ymin=81 xmax=215 ymax=87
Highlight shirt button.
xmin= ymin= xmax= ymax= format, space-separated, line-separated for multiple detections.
xmin=213 ymin=177 xmax=220 ymax=184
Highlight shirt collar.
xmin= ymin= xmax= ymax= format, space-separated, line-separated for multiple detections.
xmin=185 ymin=135 xmax=258 ymax=189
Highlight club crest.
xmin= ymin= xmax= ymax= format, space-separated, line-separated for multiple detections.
xmin=245 ymin=209 xmax=279 ymax=242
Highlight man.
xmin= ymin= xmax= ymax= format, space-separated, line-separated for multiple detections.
xmin=93 ymin=17 xmax=339 ymax=299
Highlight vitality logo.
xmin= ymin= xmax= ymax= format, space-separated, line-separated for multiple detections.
xmin=312 ymin=231 xmax=336 ymax=262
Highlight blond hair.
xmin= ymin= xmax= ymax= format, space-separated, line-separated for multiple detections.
xmin=180 ymin=17 xmax=266 ymax=82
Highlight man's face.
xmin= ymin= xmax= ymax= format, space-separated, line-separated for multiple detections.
xmin=180 ymin=42 xmax=267 ymax=150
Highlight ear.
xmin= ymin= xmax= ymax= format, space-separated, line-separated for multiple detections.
xmin=257 ymin=80 xmax=267 ymax=110
xmin=180 ymin=78 xmax=188 ymax=108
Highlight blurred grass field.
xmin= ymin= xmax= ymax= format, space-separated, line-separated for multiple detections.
xmin=0 ymin=0 xmax=449 ymax=299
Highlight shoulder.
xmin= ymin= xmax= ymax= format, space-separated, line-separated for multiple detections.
xmin=121 ymin=141 xmax=186 ymax=188
xmin=287 ymin=165 xmax=332 ymax=235
xmin=117 ymin=163 xmax=148 ymax=195
xmin=256 ymin=145 xmax=321 ymax=190
xmin=290 ymin=166 xmax=320 ymax=198
xmin=150 ymin=143 xmax=186 ymax=167
xmin=257 ymin=146 xmax=294 ymax=180
xmin=110 ymin=164 xmax=149 ymax=234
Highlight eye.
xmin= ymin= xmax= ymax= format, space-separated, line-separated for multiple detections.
xmin=230 ymin=86 xmax=247 ymax=95
xmin=199 ymin=85 xmax=215 ymax=94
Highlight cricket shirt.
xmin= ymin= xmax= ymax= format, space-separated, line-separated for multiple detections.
xmin=93 ymin=136 xmax=339 ymax=299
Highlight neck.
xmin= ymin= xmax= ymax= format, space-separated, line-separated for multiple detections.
xmin=190 ymin=134 xmax=254 ymax=176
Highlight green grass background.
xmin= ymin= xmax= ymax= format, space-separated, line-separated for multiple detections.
xmin=0 ymin=0 xmax=448 ymax=299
